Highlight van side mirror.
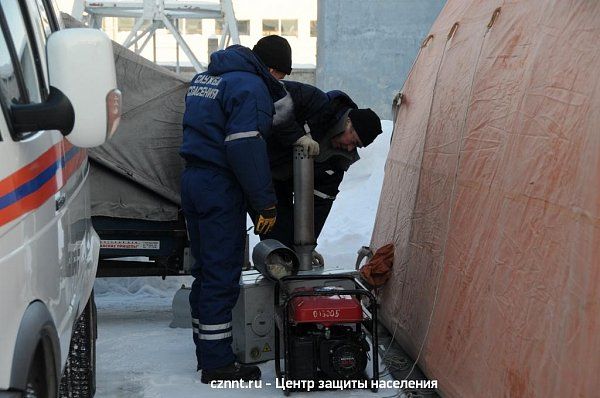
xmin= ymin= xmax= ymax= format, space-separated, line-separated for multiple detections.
xmin=46 ymin=28 xmax=121 ymax=148
xmin=11 ymin=86 xmax=74 ymax=136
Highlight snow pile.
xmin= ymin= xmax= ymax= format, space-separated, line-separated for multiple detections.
xmin=95 ymin=120 xmax=392 ymax=297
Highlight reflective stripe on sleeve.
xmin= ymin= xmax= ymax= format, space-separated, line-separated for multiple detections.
xmin=303 ymin=122 xmax=311 ymax=134
xmin=225 ymin=131 xmax=260 ymax=142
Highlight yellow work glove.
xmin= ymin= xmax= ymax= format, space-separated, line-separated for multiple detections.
xmin=254 ymin=206 xmax=277 ymax=235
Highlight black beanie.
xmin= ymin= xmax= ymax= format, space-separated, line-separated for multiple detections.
xmin=252 ymin=35 xmax=292 ymax=75
xmin=349 ymin=108 xmax=382 ymax=147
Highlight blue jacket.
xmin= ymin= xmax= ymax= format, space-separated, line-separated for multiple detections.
xmin=180 ymin=45 xmax=285 ymax=211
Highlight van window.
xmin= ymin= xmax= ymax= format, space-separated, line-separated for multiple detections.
xmin=0 ymin=28 xmax=17 ymax=141
xmin=35 ymin=0 xmax=53 ymax=37
xmin=0 ymin=29 xmax=21 ymax=104
xmin=2 ymin=0 xmax=42 ymax=103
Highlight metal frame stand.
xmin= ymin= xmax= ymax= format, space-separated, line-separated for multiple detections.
xmin=71 ymin=0 xmax=240 ymax=72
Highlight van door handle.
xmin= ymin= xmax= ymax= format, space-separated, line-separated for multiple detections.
xmin=55 ymin=192 xmax=66 ymax=211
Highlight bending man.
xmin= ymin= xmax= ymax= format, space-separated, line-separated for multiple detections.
xmin=253 ymin=81 xmax=383 ymax=260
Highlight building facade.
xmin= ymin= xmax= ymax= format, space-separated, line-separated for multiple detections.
xmin=57 ymin=0 xmax=317 ymax=68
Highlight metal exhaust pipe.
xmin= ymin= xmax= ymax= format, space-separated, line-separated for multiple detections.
xmin=252 ymin=239 xmax=299 ymax=281
xmin=293 ymin=145 xmax=316 ymax=271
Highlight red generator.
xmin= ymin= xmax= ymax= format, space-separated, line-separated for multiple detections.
xmin=274 ymin=274 xmax=379 ymax=394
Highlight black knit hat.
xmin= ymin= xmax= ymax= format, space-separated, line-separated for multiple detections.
xmin=252 ymin=35 xmax=292 ymax=75
xmin=349 ymin=108 xmax=382 ymax=147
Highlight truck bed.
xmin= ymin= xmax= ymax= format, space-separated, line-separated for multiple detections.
xmin=93 ymin=216 xmax=190 ymax=277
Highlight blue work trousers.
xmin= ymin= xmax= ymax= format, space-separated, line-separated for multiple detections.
xmin=181 ymin=166 xmax=246 ymax=371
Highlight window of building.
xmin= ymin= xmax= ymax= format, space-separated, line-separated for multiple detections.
xmin=101 ymin=17 xmax=111 ymax=30
xmin=117 ymin=17 xmax=134 ymax=32
xmin=165 ymin=19 xmax=182 ymax=35
xmin=310 ymin=20 xmax=317 ymax=37
xmin=237 ymin=20 xmax=249 ymax=36
xmin=207 ymin=38 xmax=218 ymax=57
xmin=185 ymin=19 xmax=202 ymax=34
xmin=262 ymin=19 xmax=279 ymax=35
xmin=215 ymin=19 xmax=224 ymax=35
xmin=281 ymin=19 xmax=297 ymax=37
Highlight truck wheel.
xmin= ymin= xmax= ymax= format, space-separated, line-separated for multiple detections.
xmin=59 ymin=292 xmax=97 ymax=398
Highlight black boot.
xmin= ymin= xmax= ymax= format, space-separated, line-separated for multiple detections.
xmin=201 ymin=362 xmax=261 ymax=384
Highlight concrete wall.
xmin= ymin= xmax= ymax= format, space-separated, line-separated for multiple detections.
xmin=316 ymin=0 xmax=446 ymax=119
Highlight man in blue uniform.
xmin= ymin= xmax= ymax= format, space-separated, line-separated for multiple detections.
xmin=180 ymin=39 xmax=288 ymax=383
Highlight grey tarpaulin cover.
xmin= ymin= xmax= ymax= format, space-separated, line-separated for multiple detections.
xmin=63 ymin=13 xmax=188 ymax=221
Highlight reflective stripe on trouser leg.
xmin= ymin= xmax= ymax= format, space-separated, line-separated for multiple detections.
xmin=197 ymin=322 xmax=231 ymax=331
xmin=192 ymin=322 xmax=233 ymax=340
xmin=192 ymin=321 xmax=233 ymax=340
xmin=182 ymin=167 xmax=245 ymax=371
xmin=197 ymin=332 xmax=233 ymax=340
xmin=314 ymin=189 xmax=336 ymax=200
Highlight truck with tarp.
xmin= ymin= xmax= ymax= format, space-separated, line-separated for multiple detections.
xmin=62 ymin=13 xmax=193 ymax=277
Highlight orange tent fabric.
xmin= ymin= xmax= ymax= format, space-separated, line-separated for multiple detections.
xmin=359 ymin=243 xmax=395 ymax=287
xmin=371 ymin=1 xmax=599 ymax=397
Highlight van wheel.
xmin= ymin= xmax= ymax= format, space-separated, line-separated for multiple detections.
xmin=24 ymin=345 xmax=49 ymax=398
xmin=59 ymin=292 xmax=97 ymax=397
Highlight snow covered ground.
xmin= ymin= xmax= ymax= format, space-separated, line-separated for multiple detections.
xmin=94 ymin=121 xmax=395 ymax=397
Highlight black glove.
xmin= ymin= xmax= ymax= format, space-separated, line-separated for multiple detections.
xmin=254 ymin=206 xmax=277 ymax=235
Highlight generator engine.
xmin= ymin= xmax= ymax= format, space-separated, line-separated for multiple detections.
xmin=275 ymin=275 xmax=379 ymax=394
xmin=289 ymin=322 xmax=370 ymax=380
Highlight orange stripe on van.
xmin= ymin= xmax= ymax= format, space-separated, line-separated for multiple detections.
xmin=0 ymin=140 xmax=86 ymax=227
xmin=0 ymin=142 xmax=63 ymax=197
xmin=0 ymin=176 xmax=59 ymax=226
xmin=64 ymin=148 xmax=87 ymax=180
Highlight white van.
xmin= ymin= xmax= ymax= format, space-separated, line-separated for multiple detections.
xmin=0 ymin=1 xmax=120 ymax=397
